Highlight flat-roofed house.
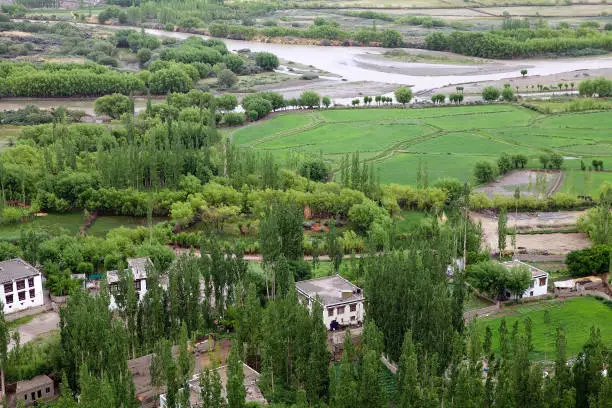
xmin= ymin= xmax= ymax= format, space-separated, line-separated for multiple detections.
xmin=0 ymin=258 xmax=44 ymax=315
xmin=107 ymin=257 xmax=151 ymax=309
xmin=8 ymin=374 xmax=55 ymax=407
xmin=295 ymin=274 xmax=365 ymax=330
xmin=503 ymin=260 xmax=548 ymax=298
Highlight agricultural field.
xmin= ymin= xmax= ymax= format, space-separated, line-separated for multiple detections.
xmin=476 ymin=296 xmax=612 ymax=361
xmin=232 ymin=105 xmax=612 ymax=191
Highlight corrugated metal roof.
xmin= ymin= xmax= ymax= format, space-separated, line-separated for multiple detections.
xmin=0 ymin=258 xmax=40 ymax=284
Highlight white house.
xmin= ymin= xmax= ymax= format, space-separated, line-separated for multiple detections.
xmin=295 ymin=274 xmax=365 ymax=330
xmin=107 ymin=257 xmax=151 ymax=309
xmin=0 ymin=258 xmax=44 ymax=315
xmin=503 ymin=260 xmax=548 ymax=298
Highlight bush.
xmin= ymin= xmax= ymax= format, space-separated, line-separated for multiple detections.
xmin=380 ymin=29 xmax=403 ymax=48
xmin=94 ymin=93 xmax=132 ymax=119
xmin=241 ymin=96 xmax=272 ymax=119
xmin=223 ymin=112 xmax=245 ymax=126
xmin=216 ymin=94 xmax=238 ymax=111
xmin=254 ymin=52 xmax=279 ymax=70
xmin=474 ymin=161 xmax=496 ymax=184
xmin=298 ymin=91 xmax=320 ymax=108
xmin=223 ymin=54 xmax=245 ymax=74
xmin=299 ymin=158 xmax=330 ymax=182
xmin=149 ymin=68 xmax=192 ymax=94
xmin=501 ymin=86 xmax=515 ymax=101
xmin=565 ymin=245 xmax=611 ymax=277
xmin=482 ymin=86 xmax=501 ymax=101
xmin=394 ymin=87 xmax=413 ymax=105
xmin=216 ymin=68 xmax=237 ymax=89
xmin=137 ymin=48 xmax=152 ymax=66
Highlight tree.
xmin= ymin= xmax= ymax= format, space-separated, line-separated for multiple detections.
xmin=511 ymin=154 xmax=528 ymax=169
xmin=300 ymin=158 xmax=330 ymax=182
xmin=322 ymin=96 xmax=331 ymax=108
xmin=397 ymin=330 xmax=420 ymax=407
xmin=327 ymin=219 xmax=343 ymax=273
xmin=223 ymin=54 xmax=245 ymax=74
xmin=255 ymin=52 xmax=279 ymax=70
xmin=0 ymin=302 xmax=9 ymax=401
xmin=227 ymin=340 xmax=245 ymax=408
xmin=501 ymin=86 xmax=515 ymax=101
xmin=394 ymin=87 xmax=413 ymax=105
xmin=498 ymin=207 xmax=507 ymax=256
xmin=482 ymin=86 xmax=501 ymax=101
xmin=305 ymin=301 xmax=331 ymax=404
xmin=149 ymin=68 xmax=192 ymax=94
xmin=505 ymin=264 xmax=531 ymax=300
xmin=466 ymin=261 xmax=509 ymax=299
xmin=474 ymin=161 xmax=496 ymax=184
xmin=497 ymin=153 xmax=513 ymax=175
xmin=358 ymin=349 xmax=386 ymax=408
xmin=550 ymin=152 xmax=564 ymax=169
xmin=217 ymin=69 xmax=237 ymax=89
xmin=539 ymin=154 xmax=550 ymax=169
xmin=299 ymin=91 xmax=321 ymax=109
xmin=137 ymin=48 xmax=152 ymax=66
xmin=380 ymin=29 xmax=403 ymax=48
xmin=94 ymin=93 xmax=132 ymax=119
xmin=520 ymin=69 xmax=528 ymax=77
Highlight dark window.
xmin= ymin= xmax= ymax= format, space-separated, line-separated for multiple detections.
xmin=350 ymin=304 xmax=357 ymax=312
xmin=37 ymin=390 xmax=41 ymax=398
xmin=31 ymin=392 xmax=35 ymax=400
xmin=134 ymin=280 xmax=141 ymax=291
xmin=18 ymin=291 xmax=25 ymax=301
xmin=16 ymin=280 xmax=25 ymax=290
xmin=327 ymin=308 xmax=333 ymax=317
xmin=337 ymin=306 xmax=345 ymax=315
xmin=28 ymin=278 xmax=34 ymax=287
xmin=351 ymin=316 xmax=356 ymax=321
xmin=46 ymin=387 xmax=50 ymax=393
xmin=539 ymin=277 xmax=547 ymax=286
xmin=3 ymin=283 xmax=12 ymax=293
xmin=24 ymin=394 xmax=27 ymax=400
xmin=110 ymin=283 xmax=118 ymax=294
xmin=29 ymin=289 xmax=35 ymax=299
xmin=5 ymin=294 xmax=13 ymax=304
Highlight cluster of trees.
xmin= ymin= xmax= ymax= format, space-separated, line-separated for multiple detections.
xmin=426 ymin=27 xmax=612 ymax=59
xmin=208 ymin=20 xmax=404 ymax=48
xmin=578 ymin=78 xmax=612 ymax=98
xmin=482 ymin=85 xmax=515 ymax=102
xmin=467 ymin=261 xmax=532 ymax=300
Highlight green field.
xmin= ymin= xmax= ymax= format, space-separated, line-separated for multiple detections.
xmin=476 ymin=297 xmax=612 ymax=361
xmin=0 ymin=213 xmax=84 ymax=241
xmin=232 ymin=106 xmax=612 ymax=190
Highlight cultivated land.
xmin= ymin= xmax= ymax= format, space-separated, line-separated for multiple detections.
xmin=232 ymin=105 xmax=612 ymax=189
xmin=476 ymin=296 xmax=612 ymax=361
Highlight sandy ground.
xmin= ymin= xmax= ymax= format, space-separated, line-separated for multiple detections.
xmin=258 ymin=79 xmax=398 ymax=100
xmin=423 ymin=67 xmax=612 ymax=97
xmin=476 ymin=170 xmax=562 ymax=199
xmin=10 ymin=311 xmax=60 ymax=350
xmin=471 ymin=210 xmax=590 ymax=255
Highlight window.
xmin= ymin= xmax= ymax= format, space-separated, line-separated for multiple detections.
xmin=3 ymin=283 xmax=12 ymax=293
xmin=5 ymin=294 xmax=13 ymax=304
xmin=16 ymin=280 xmax=25 ymax=290
xmin=24 ymin=394 xmax=27 ymax=400
xmin=337 ymin=306 xmax=345 ymax=315
xmin=539 ymin=277 xmax=547 ymax=286
xmin=29 ymin=289 xmax=35 ymax=299
xmin=45 ymin=387 xmax=50 ymax=393
xmin=37 ymin=390 xmax=41 ymax=398
xmin=134 ymin=280 xmax=141 ymax=291
xmin=31 ymin=392 xmax=35 ymax=401
xmin=28 ymin=278 xmax=34 ymax=287
xmin=350 ymin=316 xmax=356 ymax=321
xmin=350 ymin=304 xmax=357 ymax=312
xmin=110 ymin=283 xmax=118 ymax=294
xmin=327 ymin=308 xmax=334 ymax=317
xmin=18 ymin=291 xmax=25 ymax=301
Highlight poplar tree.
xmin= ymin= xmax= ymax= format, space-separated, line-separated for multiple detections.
xmin=398 ymin=330 xmax=420 ymax=408
xmin=227 ymin=341 xmax=246 ymax=408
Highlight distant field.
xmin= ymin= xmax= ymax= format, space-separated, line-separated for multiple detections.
xmin=233 ymin=105 xmax=612 ymax=190
xmin=0 ymin=213 xmax=83 ymax=241
xmin=476 ymin=297 xmax=612 ymax=361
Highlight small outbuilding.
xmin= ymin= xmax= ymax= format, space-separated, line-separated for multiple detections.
xmin=7 ymin=375 xmax=55 ymax=407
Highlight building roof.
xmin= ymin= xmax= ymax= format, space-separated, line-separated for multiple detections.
xmin=502 ymin=260 xmax=547 ymax=279
xmin=0 ymin=258 xmax=40 ymax=284
xmin=107 ymin=257 xmax=151 ymax=284
xmin=295 ymin=274 xmax=364 ymax=306
xmin=16 ymin=375 xmax=53 ymax=393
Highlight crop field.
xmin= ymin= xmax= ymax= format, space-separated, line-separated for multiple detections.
xmin=476 ymin=297 xmax=612 ymax=361
xmin=232 ymin=105 xmax=612 ymax=189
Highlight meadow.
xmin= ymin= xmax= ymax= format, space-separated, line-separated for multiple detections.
xmin=475 ymin=296 xmax=612 ymax=361
xmin=232 ymin=105 xmax=612 ymax=193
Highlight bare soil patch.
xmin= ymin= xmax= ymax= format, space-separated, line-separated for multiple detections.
xmin=472 ymin=210 xmax=590 ymax=256
xmin=476 ymin=170 xmax=562 ymax=199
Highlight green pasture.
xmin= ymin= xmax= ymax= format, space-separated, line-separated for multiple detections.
xmin=0 ymin=213 xmax=84 ymax=241
xmin=233 ymin=105 xmax=612 ymax=190
xmin=476 ymin=297 xmax=612 ymax=361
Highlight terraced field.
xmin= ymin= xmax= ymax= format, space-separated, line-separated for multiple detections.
xmin=232 ymin=105 xmax=612 ymax=192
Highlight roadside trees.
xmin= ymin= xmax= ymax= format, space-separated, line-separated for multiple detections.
xmin=299 ymin=91 xmax=321 ymax=109
xmin=394 ymin=87 xmax=413 ymax=105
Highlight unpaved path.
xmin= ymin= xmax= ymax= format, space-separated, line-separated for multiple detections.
xmin=9 ymin=311 xmax=59 ymax=350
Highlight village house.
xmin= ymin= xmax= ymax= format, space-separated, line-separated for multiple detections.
xmin=0 ymin=258 xmax=44 ymax=315
xmin=7 ymin=374 xmax=55 ymax=407
xmin=503 ymin=260 xmax=549 ymax=298
xmin=159 ymin=364 xmax=266 ymax=407
xmin=107 ymin=257 xmax=151 ymax=309
xmin=295 ymin=274 xmax=365 ymax=330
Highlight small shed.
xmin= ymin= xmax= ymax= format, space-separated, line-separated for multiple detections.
xmin=8 ymin=375 xmax=55 ymax=407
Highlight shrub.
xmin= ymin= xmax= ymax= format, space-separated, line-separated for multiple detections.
xmin=254 ymin=52 xmax=279 ymax=70
xmin=394 ymin=87 xmax=413 ymax=105
xmin=482 ymin=86 xmax=501 ymax=101
xmin=298 ymin=91 xmax=320 ymax=108
xmin=137 ymin=48 xmax=152 ymax=66
xmin=149 ymin=68 xmax=192 ymax=94
xmin=216 ymin=94 xmax=238 ymax=111
xmin=474 ymin=161 xmax=496 ymax=184
xmin=241 ymin=96 xmax=272 ymax=119
xmin=565 ymin=245 xmax=611 ymax=277
xmin=501 ymin=86 xmax=515 ymax=101
xmin=216 ymin=68 xmax=237 ymax=89
xmin=94 ymin=93 xmax=132 ymax=119
xmin=299 ymin=158 xmax=330 ymax=182
xmin=223 ymin=112 xmax=245 ymax=126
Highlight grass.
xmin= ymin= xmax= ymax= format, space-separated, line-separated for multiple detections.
xmin=7 ymin=314 xmax=35 ymax=329
xmin=87 ymin=215 xmax=165 ymax=237
xmin=234 ymin=105 xmax=612 ymax=191
xmin=0 ymin=212 xmax=84 ymax=241
xmin=0 ymin=125 xmax=20 ymax=151
xmin=476 ymin=297 xmax=612 ymax=361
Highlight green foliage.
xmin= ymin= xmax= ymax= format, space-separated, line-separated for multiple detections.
xmin=254 ymin=52 xmax=279 ymax=70
xmin=94 ymin=93 xmax=132 ymax=119
xmin=224 ymin=112 xmax=246 ymax=126
xmin=217 ymin=68 xmax=237 ymax=89
xmin=299 ymin=158 xmax=330 ymax=182
xmin=482 ymin=86 xmax=501 ymax=101
xmin=473 ymin=161 xmax=496 ymax=184
xmin=298 ymin=91 xmax=320 ymax=109
xmin=394 ymin=87 xmax=413 ymax=105
xmin=149 ymin=68 xmax=192 ymax=94
xmin=565 ymin=245 xmax=611 ymax=277
xmin=578 ymin=77 xmax=612 ymax=97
